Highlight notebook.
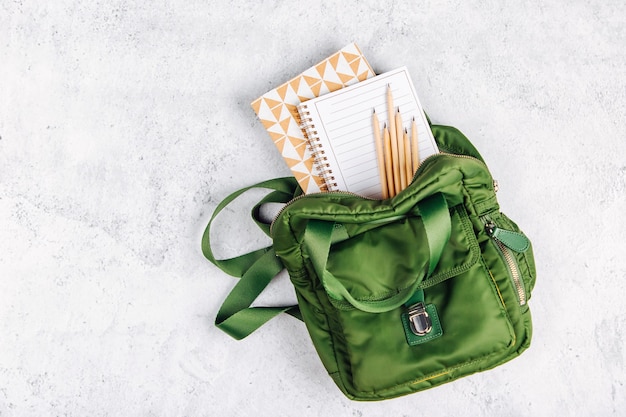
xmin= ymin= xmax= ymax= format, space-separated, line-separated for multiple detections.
xmin=296 ymin=67 xmax=438 ymax=199
xmin=251 ymin=43 xmax=375 ymax=194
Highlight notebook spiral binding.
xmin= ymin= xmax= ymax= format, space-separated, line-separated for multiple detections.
xmin=297 ymin=104 xmax=337 ymax=192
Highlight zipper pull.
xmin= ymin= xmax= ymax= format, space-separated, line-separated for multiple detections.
xmin=485 ymin=222 xmax=530 ymax=253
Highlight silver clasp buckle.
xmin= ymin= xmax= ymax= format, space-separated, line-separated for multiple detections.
xmin=408 ymin=302 xmax=432 ymax=336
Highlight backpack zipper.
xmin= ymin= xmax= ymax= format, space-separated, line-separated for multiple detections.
xmin=270 ymin=152 xmax=496 ymax=235
xmin=410 ymin=151 xmax=498 ymax=192
xmin=269 ymin=190 xmax=377 ymax=235
xmin=481 ymin=216 xmax=529 ymax=306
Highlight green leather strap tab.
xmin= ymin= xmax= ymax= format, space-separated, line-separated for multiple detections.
xmin=201 ymin=177 xmax=302 ymax=339
xmin=405 ymin=288 xmax=425 ymax=307
xmin=491 ymin=227 xmax=530 ymax=253
xmin=305 ymin=193 xmax=451 ymax=313
xmin=401 ymin=303 xmax=443 ymax=346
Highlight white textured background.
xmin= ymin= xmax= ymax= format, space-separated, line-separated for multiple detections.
xmin=1 ymin=1 xmax=625 ymax=416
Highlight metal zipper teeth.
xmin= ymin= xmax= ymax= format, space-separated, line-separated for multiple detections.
xmin=269 ymin=190 xmax=378 ymax=235
xmin=271 ymin=152 xmax=491 ymax=235
xmin=494 ymin=239 xmax=526 ymax=306
xmin=481 ymin=215 xmax=526 ymax=307
xmin=409 ymin=151 xmax=490 ymax=184
xmin=270 ymin=151 xmax=494 ymax=234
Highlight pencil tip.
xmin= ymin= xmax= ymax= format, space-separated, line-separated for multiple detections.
xmin=383 ymin=122 xmax=387 ymax=128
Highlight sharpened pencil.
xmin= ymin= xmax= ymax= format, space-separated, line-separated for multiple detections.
xmin=383 ymin=124 xmax=394 ymax=197
xmin=372 ymin=109 xmax=388 ymax=199
xmin=386 ymin=85 xmax=401 ymax=195
xmin=395 ymin=108 xmax=406 ymax=190
xmin=387 ymin=84 xmax=396 ymax=149
xmin=411 ymin=117 xmax=419 ymax=175
xmin=404 ymin=128 xmax=412 ymax=184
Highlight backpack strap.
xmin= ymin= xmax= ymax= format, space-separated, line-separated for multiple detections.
xmin=201 ymin=177 xmax=303 ymax=339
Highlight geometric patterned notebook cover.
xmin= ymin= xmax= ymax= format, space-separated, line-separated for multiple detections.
xmin=251 ymin=43 xmax=375 ymax=193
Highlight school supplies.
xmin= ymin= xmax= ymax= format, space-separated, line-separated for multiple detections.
xmin=251 ymin=43 xmax=375 ymax=194
xmin=296 ymin=67 xmax=438 ymax=198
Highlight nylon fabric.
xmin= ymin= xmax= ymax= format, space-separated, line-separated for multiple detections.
xmin=418 ymin=193 xmax=451 ymax=276
xmin=202 ymin=177 xmax=302 ymax=339
xmin=203 ymin=124 xmax=536 ymax=401
xmin=303 ymin=192 xmax=450 ymax=313
xmin=215 ymin=248 xmax=300 ymax=340
xmin=269 ymin=125 xmax=535 ymax=400
xmin=201 ymin=176 xmax=300 ymax=277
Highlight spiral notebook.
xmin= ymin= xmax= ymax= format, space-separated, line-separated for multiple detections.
xmin=251 ymin=43 xmax=375 ymax=194
xmin=297 ymin=67 xmax=438 ymax=198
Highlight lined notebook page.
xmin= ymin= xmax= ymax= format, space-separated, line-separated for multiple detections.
xmin=298 ymin=67 xmax=438 ymax=198
xmin=251 ymin=43 xmax=375 ymax=194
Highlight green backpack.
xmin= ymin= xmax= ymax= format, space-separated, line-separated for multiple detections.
xmin=202 ymin=124 xmax=536 ymax=401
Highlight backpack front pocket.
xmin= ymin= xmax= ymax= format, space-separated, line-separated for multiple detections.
xmin=330 ymin=262 xmax=515 ymax=398
xmin=313 ymin=205 xmax=516 ymax=399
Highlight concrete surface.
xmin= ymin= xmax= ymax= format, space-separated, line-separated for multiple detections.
xmin=1 ymin=1 xmax=625 ymax=416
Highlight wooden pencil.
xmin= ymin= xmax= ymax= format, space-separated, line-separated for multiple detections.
xmin=395 ymin=108 xmax=406 ymax=190
xmin=411 ymin=117 xmax=419 ymax=175
xmin=386 ymin=84 xmax=396 ymax=149
xmin=372 ymin=109 xmax=388 ymax=199
xmin=404 ymin=128 xmax=412 ymax=184
xmin=386 ymin=86 xmax=401 ymax=195
xmin=383 ymin=125 xmax=394 ymax=197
